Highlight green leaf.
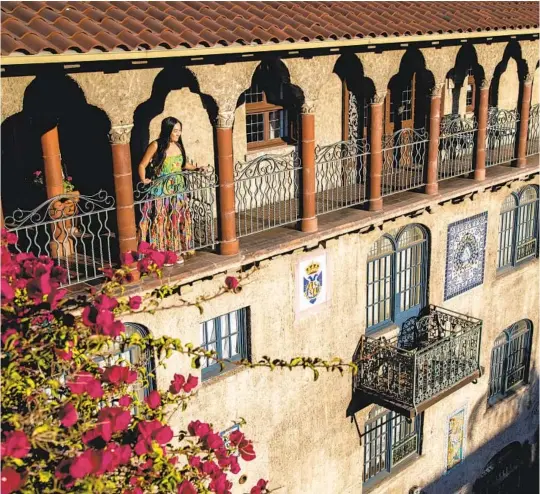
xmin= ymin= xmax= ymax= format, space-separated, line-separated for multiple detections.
xmin=191 ymin=357 xmax=201 ymax=369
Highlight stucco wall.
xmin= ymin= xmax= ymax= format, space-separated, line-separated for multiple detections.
xmin=148 ymin=88 xmax=215 ymax=168
xmin=124 ymin=175 xmax=539 ymax=494
xmin=532 ymin=67 xmax=540 ymax=106
xmin=498 ymin=58 xmax=520 ymax=110
xmin=315 ymin=72 xmax=343 ymax=146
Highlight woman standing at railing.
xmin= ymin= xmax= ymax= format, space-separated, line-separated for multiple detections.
xmin=138 ymin=117 xmax=201 ymax=264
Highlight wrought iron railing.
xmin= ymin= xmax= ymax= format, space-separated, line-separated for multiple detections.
xmin=354 ymin=305 xmax=482 ymax=411
xmin=134 ymin=169 xmax=218 ymax=254
xmin=527 ymin=104 xmax=539 ymax=156
xmin=486 ymin=107 xmax=519 ymax=167
xmin=5 ymin=191 xmax=116 ymax=286
xmin=234 ymin=150 xmax=301 ymax=237
xmin=315 ymin=138 xmax=369 ymax=214
xmin=382 ymin=128 xmax=428 ymax=196
xmin=438 ymin=114 xmax=477 ymax=180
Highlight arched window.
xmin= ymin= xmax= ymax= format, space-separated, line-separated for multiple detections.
xmin=244 ymin=62 xmax=298 ymax=151
xmin=497 ymin=185 xmax=539 ymax=269
xmin=96 ymin=323 xmax=156 ymax=401
xmin=366 ymin=225 xmax=429 ymax=332
xmin=363 ymin=405 xmax=422 ymax=483
xmin=489 ymin=320 xmax=532 ymax=401
xmin=473 ymin=442 xmax=524 ymax=493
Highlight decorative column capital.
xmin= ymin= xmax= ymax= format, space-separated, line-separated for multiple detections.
xmin=216 ymin=110 xmax=235 ymax=129
xmin=524 ymin=73 xmax=535 ymax=85
xmin=430 ymin=82 xmax=445 ymax=98
xmin=109 ymin=124 xmax=134 ymax=145
xmin=479 ymin=78 xmax=492 ymax=90
xmin=301 ymin=100 xmax=316 ymax=114
xmin=370 ymin=91 xmax=387 ymax=105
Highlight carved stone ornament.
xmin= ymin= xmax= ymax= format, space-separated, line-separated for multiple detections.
xmin=519 ymin=39 xmax=540 ymax=81
xmin=215 ymin=110 xmax=235 ymax=129
xmin=370 ymin=91 xmax=387 ymax=105
xmin=301 ymin=100 xmax=316 ymax=114
xmin=479 ymin=78 xmax=492 ymax=90
xmin=420 ymin=46 xmax=460 ymax=84
xmin=108 ymin=124 xmax=134 ymax=145
xmin=431 ymin=82 xmax=445 ymax=98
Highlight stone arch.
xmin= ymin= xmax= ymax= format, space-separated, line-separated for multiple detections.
xmin=333 ymin=53 xmax=376 ymax=142
xmin=234 ymin=58 xmax=304 ymax=159
xmin=1 ymin=72 xmax=112 ymax=215
xmin=131 ymin=64 xmax=217 ymax=176
xmin=386 ymin=48 xmax=435 ymax=134
xmin=490 ymin=41 xmax=528 ymax=110
xmin=445 ymin=44 xmax=484 ymax=117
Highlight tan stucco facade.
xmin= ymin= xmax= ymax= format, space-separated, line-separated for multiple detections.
xmin=123 ymin=174 xmax=539 ymax=494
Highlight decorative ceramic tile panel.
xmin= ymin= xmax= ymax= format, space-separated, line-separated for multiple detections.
xmin=446 ymin=407 xmax=466 ymax=471
xmin=444 ymin=212 xmax=488 ymax=300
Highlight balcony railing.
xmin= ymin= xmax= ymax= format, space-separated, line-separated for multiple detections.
xmin=134 ymin=169 xmax=218 ymax=254
xmin=315 ymin=138 xmax=369 ymax=214
xmin=438 ymin=114 xmax=477 ymax=180
xmin=486 ymin=107 xmax=519 ymax=167
xmin=382 ymin=128 xmax=428 ymax=196
xmin=353 ymin=305 xmax=482 ymax=417
xmin=527 ymin=104 xmax=539 ymax=157
xmin=4 ymin=191 xmax=116 ymax=287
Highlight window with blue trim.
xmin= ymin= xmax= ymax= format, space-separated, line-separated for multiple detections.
xmin=366 ymin=225 xmax=428 ymax=332
xmin=497 ymin=186 xmax=539 ymax=270
xmin=363 ymin=406 xmax=422 ymax=483
xmin=489 ymin=320 xmax=532 ymax=403
xmin=201 ymin=308 xmax=249 ymax=381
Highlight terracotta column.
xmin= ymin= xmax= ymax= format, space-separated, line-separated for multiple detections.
xmin=108 ymin=124 xmax=138 ymax=256
xmin=41 ymin=126 xmax=64 ymax=198
xmin=516 ymin=76 xmax=533 ymax=168
xmin=368 ymin=93 xmax=385 ymax=211
xmin=216 ymin=111 xmax=239 ymax=256
xmin=425 ymin=83 xmax=443 ymax=195
xmin=300 ymin=101 xmax=317 ymax=233
xmin=474 ymin=79 xmax=490 ymax=181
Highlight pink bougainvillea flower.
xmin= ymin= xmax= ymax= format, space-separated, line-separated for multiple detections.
xmin=135 ymin=420 xmax=173 ymax=455
xmin=169 ymin=373 xmax=185 ymax=395
xmin=118 ymin=395 xmax=133 ymax=407
xmin=250 ymin=479 xmax=269 ymax=494
xmin=183 ymin=374 xmax=199 ymax=393
xmin=59 ymin=403 xmax=78 ymax=428
xmin=1 ymin=430 xmax=31 ymax=459
xmin=138 ymin=242 xmax=152 ymax=254
xmin=98 ymin=407 xmax=132 ymax=435
xmin=225 ymin=276 xmax=239 ymax=291
xmin=1 ymin=228 xmax=18 ymax=245
xmin=66 ymin=372 xmax=103 ymax=399
xmin=128 ymin=295 xmax=142 ymax=310
xmin=102 ymin=365 xmax=137 ymax=386
xmin=69 ymin=450 xmax=100 ymax=479
xmin=189 ymin=456 xmax=202 ymax=469
xmin=1 ymin=329 xmax=20 ymax=349
xmin=205 ymin=433 xmax=225 ymax=451
xmin=1 ymin=278 xmax=15 ymax=303
xmin=209 ymin=473 xmax=233 ymax=494
xmin=164 ymin=251 xmax=178 ymax=265
xmin=188 ymin=420 xmax=212 ymax=439
xmin=1 ymin=467 xmax=23 ymax=494
xmin=177 ymin=480 xmax=197 ymax=494
xmin=121 ymin=251 xmax=136 ymax=265
xmin=218 ymin=454 xmax=240 ymax=475
xmin=229 ymin=430 xmax=256 ymax=461
xmin=145 ymin=390 xmax=161 ymax=409
xmin=94 ymin=294 xmax=118 ymax=311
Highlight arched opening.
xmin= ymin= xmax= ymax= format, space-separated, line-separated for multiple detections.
xmin=473 ymin=442 xmax=525 ymax=493
xmin=382 ymin=50 xmax=434 ymax=196
xmin=131 ymin=65 xmax=219 ymax=254
xmin=233 ymin=59 xmax=303 ymax=238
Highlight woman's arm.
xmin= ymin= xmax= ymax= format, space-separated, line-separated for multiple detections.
xmin=138 ymin=141 xmax=158 ymax=183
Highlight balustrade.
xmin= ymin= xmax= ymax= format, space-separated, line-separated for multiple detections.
xmin=438 ymin=115 xmax=477 ymax=180
xmin=486 ymin=107 xmax=520 ymax=167
xmin=527 ymin=104 xmax=539 ymax=157
xmin=353 ymin=305 xmax=482 ymax=416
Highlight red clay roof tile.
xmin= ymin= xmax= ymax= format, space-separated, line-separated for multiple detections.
xmin=1 ymin=1 xmax=537 ymax=57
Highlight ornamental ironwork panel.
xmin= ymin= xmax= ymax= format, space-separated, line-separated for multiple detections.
xmin=348 ymin=91 xmax=359 ymax=141
xmin=234 ymin=150 xmax=301 ymax=237
xmin=354 ymin=305 xmax=482 ymax=410
xmin=315 ymin=138 xmax=369 ymax=214
xmin=527 ymin=104 xmax=539 ymax=156
xmin=134 ymin=169 xmax=218 ymax=254
xmin=438 ymin=115 xmax=477 ymax=180
xmin=486 ymin=107 xmax=519 ymax=167
xmin=382 ymin=128 xmax=428 ymax=196
xmin=5 ymin=191 xmax=116 ymax=287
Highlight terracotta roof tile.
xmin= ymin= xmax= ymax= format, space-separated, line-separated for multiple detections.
xmin=1 ymin=1 xmax=538 ymax=57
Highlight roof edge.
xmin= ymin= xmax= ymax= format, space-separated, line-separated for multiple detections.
xmin=1 ymin=27 xmax=539 ymax=67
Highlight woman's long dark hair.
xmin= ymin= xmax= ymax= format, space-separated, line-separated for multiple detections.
xmin=152 ymin=116 xmax=186 ymax=177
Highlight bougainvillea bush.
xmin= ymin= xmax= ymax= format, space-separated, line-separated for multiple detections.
xmin=1 ymin=231 xmax=354 ymax=493
xmin=1 ymin=231 xmax=271 ymax=494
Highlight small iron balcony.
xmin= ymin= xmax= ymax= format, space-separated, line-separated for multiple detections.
xmin=353 ymin=305 xmax=482 ymax=418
